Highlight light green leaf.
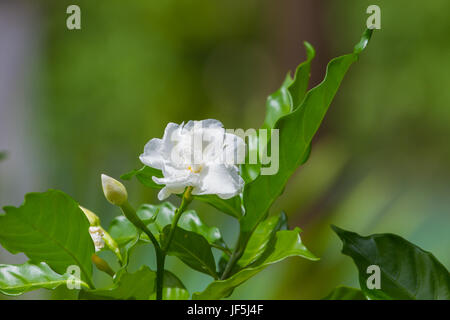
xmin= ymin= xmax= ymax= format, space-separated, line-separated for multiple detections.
xmin=162 ymin=226 xmax=218 ymax=279
xmin=79 ymin=266 xmax=188 ymax=300
xmin=107 ymin=215 xmax=140 ymax=279
xmin=138 ymin=202 xmax=229 ymax=253
xmin=262 ymin=42 xmax=315 ymax=129
xmin=322 ymin=286 xmax=367 ymax=300
xmin=122 ymin=166 xmax=242 ymax=219
xmin=108 ymin=215 xmax=138 ymax=246
xmin=0 ymin=190 xmax=94 ymax=284
xmin=0 ymin=262 xmax=88 ymax=296
xmin=333 ymin=225 xmax=450 ymax=300
xmin=240 ymin=30 xmax=373 ymax=242
xmin=193 ymin=228 xmax=318 ymax=299
xmin=241 ymin=43 xmax=315 ymax=184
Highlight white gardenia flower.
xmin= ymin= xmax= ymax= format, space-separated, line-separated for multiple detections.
xmin=139 ymin=119 xmax=245 ymax=200
xmin=89 ymin=226 xmax=105 ymax=252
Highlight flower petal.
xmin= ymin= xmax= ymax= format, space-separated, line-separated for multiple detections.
xmin=193 ymin=164 xmax=244 ymax=199
xmin=139 ymin=138 xmax=164 ymax=170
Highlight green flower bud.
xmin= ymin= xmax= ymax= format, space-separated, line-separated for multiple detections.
xmin=79 ymin=206 xmax=100 ymax=226
xmin=101 ymin=174 xmax=128 ymax=206
xmin=92 ymin=254 xmax=115 ymax=277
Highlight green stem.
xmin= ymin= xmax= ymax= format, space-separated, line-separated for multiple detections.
xmin=220 ymin=234 xmax=245 ymax=280
xmin=119 ymin=201 xmax=164 ymax=299
xmin=155 ymin=187 xmax=193 ymax=299
xmin=162 ymin=187 xmax=193 ymax=252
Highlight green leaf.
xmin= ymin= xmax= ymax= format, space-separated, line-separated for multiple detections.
xmin=137 ymin=202 xmax=229 ymax=253
xmin=0 ymin=190 xmax=94 ymax=284
xmin=240 ymin=29 xmax=373 ymax=241
xmin=121 ymin=166 xmax=242 ymax=218
xmin=0 ymin=262 xmax=88 ymax=296
xmin=241 ymin=43 xmax=315 ymax=184
xmin=193 ymin=228 xmax=318 ymax=299
xmin=262 ymin=42 xmax=315 ymax=129
xmin=79 ymin=266 xmax=188 ymax=300
xmin=121 ymin=166 xmax=163 ymax=189
xmin=149 ymin=271 xmax=190 ymax=300
xmin=236 ymin=212 xmax=287 ymax=270
xmin=108 ymin=215 xmax=138 ymax=246
xmin=162 ymin=226 xmax=218 ymax=279
xmin=322 ymin=286 xmax=366 ymax=300
xmin=332 ymin=225 xmax=450 ymax=300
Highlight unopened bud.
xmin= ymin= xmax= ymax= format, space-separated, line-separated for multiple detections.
xmin=80 ymin=206 xmax=100 ymax=226
xmin=92 ymin=254 xmax=115 ymax=277
xmin=101 ymin=174 xmax=128 ymax=206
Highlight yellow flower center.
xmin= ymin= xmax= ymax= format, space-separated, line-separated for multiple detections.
xmin=187 ymin=165 xmax=202 ymax=173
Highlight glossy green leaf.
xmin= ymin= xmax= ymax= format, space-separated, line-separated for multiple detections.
xmin=262 ymin=42 xmax=315 ymax=129
xmin=162 ymin=226 xmax=218 ymax=279
xmin=236 ymin=212 xmax=287 ymax=270
xmin=323 ymin=286 xmax=366 ymax=300
xmin=121 ymin=166 xmax=242 ymax=218
xmin=241 ymin=43 xmax=315 ymax=184
xmin=0 ymin=262 xmax=88 ymax=296
xmin=108 ymin=215 xmax=138 ymax=246
xmin=333 ymin=225 xmax=450 ymax=300
xmin=0 ymin=190 xmax=94 ymax=284
xmin=79 ymin=266 xmax=187 ymax=300
xmin=193 ymin=228 xmax=318 ymax=299
xmin=240 ymin=30 xmax=373 ymax=241
xmin=138 ymin=202 xmax=229 ymax=253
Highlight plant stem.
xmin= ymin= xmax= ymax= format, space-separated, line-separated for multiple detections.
xmin=154 ymin=187 xmax=193 ymax=299
xmin=119 ymin=201 xmax=164 ymax=299
xmin=220 ymin=234 xmax=245 ymax=280
xmin=162 ymin=187 xmax=193 ymax=252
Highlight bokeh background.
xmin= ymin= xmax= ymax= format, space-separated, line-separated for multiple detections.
xmin=1 ymin=0 xmax=449 ymax=299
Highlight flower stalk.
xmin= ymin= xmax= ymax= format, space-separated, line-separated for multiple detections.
xmin=101 ymin=174 xmax=193 ymax=299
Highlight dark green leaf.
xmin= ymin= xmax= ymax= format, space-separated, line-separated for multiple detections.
xmin=193 ymin=228 xmax=317 ymax=299
xmin=0 ymin=190 xmax=94 ymax=284
xmin=162 ymin=226 xmax=218 ymax=278
xmin=322 ymin=286 xmax=366 ymax=300
xmin=138 ymin=202 xmax=229 ymax=253
xmin=0 ymin=262 xmax=89 ymax=296
xmin=332 ymin=225 xmax=450 ymax=300
xmin=121 ymin=166 xmax=163 ymax=189
xmin=240 ymin=30 xmax=373 ymax=241
xmin=122 ymin=166 xmax=242 ymax=218
xmin=149 ymin=271 xmax=190 ymax=300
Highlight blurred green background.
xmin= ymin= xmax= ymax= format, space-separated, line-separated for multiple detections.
xmin=0 ymin=0 xmax=449 ymax=299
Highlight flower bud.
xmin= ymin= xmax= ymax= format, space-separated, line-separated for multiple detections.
xmin=92 ymin=254 xmax=115 ymax=277
xmin=101 ymin=174 xmax=128 ymax=206
xmin=79 ymin=206 xmax=100 ymax=226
